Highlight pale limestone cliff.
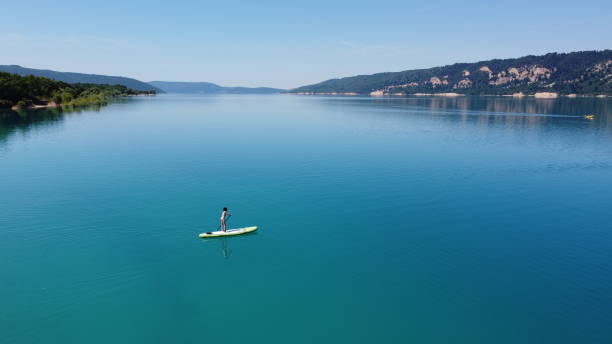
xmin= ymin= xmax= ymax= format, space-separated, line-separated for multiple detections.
xmin=453 ymin=79 xmax=472 ymax=89
xmin=479 ymin=66 xmax=493 ymax=78
xmin=534 ymin=92 xmax=558 ymax=98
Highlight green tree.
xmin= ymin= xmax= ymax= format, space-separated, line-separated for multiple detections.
xmin=16 ymin=99 xmax=33 ymax=109
xmin=0 ymin=99 xmax=13 ymax=109
xmin=61 ymin=90 xmax=74 ymax=104
xmin=52 ymin=93 xmax=62 ymax=104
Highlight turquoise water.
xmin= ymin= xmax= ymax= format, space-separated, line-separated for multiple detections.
xmin=1 ymin=95 xmax=612 ymax=343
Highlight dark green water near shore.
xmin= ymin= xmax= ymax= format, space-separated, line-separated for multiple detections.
xmin=1 ymin=95 xmax=611 ymax=343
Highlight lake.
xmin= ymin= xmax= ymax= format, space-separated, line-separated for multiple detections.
xmin=1 ymin=94 xmax=611 ymax=343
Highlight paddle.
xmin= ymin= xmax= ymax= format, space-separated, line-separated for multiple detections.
xmin=217 ymin=214 xmax=232 ymax=231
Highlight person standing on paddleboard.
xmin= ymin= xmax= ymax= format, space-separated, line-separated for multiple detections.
xmin=220 ymin=207 xmax=231 ymax=232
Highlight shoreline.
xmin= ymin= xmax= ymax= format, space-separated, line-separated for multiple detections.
xmin=10 ymin=102 xmax=60 ymax=111
xmin=288 ymin=92 xmax=610 ymax=98
xmin=5 ymin=94 xmax=155 ymax=111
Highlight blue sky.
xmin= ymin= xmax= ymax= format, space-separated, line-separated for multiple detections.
xmin=1 ymin=0 xmax=611 ymax=89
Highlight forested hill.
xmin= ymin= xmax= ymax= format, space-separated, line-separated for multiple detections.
xmin=149 ymin=81 xmax=284 ymax=94
xmin=0 ymin=72 xmax=153 ymax=110
xmin=0 ymin=65 xmax=162 ymax=93
xmin=290 ymin=50 xmax=612 ymax=96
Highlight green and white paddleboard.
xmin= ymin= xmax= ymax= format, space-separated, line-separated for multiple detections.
xmin=199 ymin=226 xmax=258 ymax=238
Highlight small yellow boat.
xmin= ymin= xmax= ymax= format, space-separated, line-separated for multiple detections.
xmin=584 ymin=114 xmax=595 ymax=120
xmin=199 ymin=226 xmax=258 ymax=238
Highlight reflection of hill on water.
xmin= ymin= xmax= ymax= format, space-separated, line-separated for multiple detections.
xmin=365 ymin=96 xmax=612 ymax=129
xmin=368 ymin=96 xmax=610 ymax=116
xmin=0 ymin=105 xmax=103 ymax=146
xmin=2 ymin=96 xmax=611 ymax=146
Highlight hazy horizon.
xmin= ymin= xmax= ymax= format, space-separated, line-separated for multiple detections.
xmin=2 ymin=0 xmax=611 ymax=89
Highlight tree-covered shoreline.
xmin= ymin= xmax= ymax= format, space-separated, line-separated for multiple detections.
xmin=0 ymin=72 xmax=155 ymax=111
xmin=290 ymin=50 xmax=612 ymax=96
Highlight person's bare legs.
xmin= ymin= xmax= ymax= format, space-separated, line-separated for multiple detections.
xmin=221 ymin=219 xmax=226 ymax=232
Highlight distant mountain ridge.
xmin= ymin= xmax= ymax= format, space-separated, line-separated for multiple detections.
xmin=0 ymin=65 xmax=162 ymax=93
xmin=290 ymin=50 xmax=612 ymax=96
xmin=149 ymin=81 xmax=284 ymax=94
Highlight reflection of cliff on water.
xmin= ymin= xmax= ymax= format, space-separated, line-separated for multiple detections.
xmin=366 ymin=95 xmax=612 ymax=129
xmin=369 ymin=95 xmax=610 ymax=116
xmin=0 ymin=105 xmax=103 ymax=146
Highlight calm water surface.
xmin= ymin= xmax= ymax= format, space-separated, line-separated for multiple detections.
xmin=1 ymin=95 xmax=611 ymax=343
